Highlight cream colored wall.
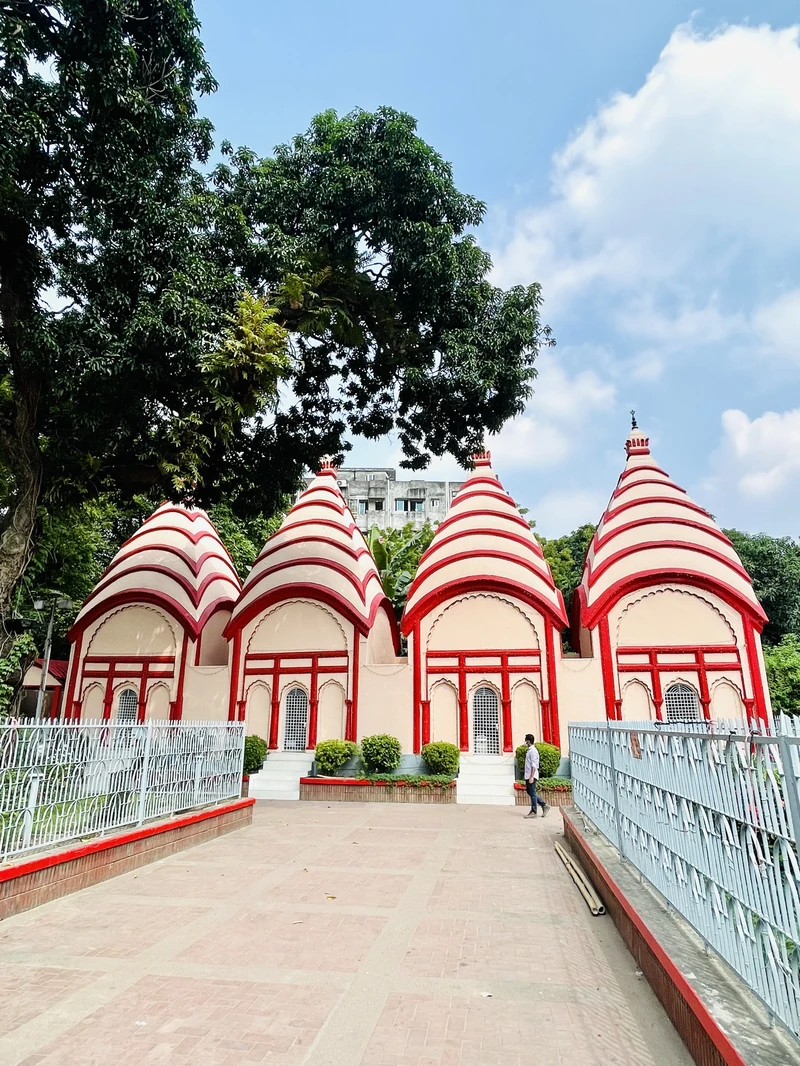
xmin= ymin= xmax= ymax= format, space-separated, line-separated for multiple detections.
xmin=86 ymin=605 xmax=179 ymax=656
xmin=556 ymin=656 xmax=606 ymax=751
xmin=245 ymin=599 xmax=350 ymax=654
xmin=366 ymin=606 xmax=400 ymax=664
xmin=424 ymin=592 xmax=540 ymax=652
xmin=358 ymin=662 xmax=413 ymax=750
xmin=146 ymin=683 xmax=172 ymax=721
xmin=318 ymin=680 xmax=347 ymax=741
xmin=198 ymin=609 xmax=231 ymax=666
xmin=181 ymin=665 xmax=230 ymax=721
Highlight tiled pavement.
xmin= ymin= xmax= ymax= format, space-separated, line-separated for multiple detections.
xmin=0 ymin=803 xmax=693 ymax=1066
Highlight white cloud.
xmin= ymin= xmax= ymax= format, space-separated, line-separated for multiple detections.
xmin=489 ymin=352 xmax=615 ymax=470
xmin=713 ymin=408 xmax=800 ymax=499
xmin=751 ymin=290 xmax=800 ymax=363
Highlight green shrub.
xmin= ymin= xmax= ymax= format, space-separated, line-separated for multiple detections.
xmin=515 ymin=741 xmax=561 ymax=779
xmin=535 ymin=776 xmax=572 ymax=792
xmin=315 ymin=739 xmax=358 ymax=776
xmin=421 ymin=741 xmax=459 ymax=776
xmin=366 ymin=773 xmax=455 ymax=787
xmin=361 ymin=733 xmax=402 ymax=773
xmin=243 ymin=735 xmax=267 ymax=776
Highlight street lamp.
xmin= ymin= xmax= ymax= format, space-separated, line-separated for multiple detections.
xmin=34 ymin=595 xmax=72 ymax=723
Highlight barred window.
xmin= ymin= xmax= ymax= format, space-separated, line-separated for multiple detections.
xmin=284 ymin=687 xmax=309 ymax=751
xmin=117 ymin=688 xmax=138 ymax=724
xmin=472 ymin=686 xmax=500 ymax=755
xmin=664 ymin=683 xmax=701 ymax=723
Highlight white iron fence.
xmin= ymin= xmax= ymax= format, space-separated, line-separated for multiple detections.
xmin=0 ymin=720 xmax=245 ymax=863
xmin=569 ymin=716 xmax=800 ymax=1038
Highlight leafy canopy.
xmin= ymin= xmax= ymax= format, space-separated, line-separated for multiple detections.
xmin=724 ymin=530 xmax=800 ymax=647
xmin=366 ymin=521 xmax=436 ymax=618
xmin=764 ymin=636 xmax=800 ymax=716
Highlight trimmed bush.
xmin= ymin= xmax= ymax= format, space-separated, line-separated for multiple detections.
xmin=421 ymin=741 xmax=459 ymax=777
xmin=515 ymin=741 xmax=561 ymax=779
xmin=243 ymin=735 xmax=267 ymax=776
xmin=536 ymin=776 xmax=572 ymax=792
xmin=366 ymin=773 xmax=455 ymax=787
xmin=361 ymin=733 xmax=402 ymax=773
xmin=315 ymin=739 xmax=358 ymax=776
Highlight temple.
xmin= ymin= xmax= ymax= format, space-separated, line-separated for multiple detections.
xmin=57 ymin=422 xmax=772 ymax=802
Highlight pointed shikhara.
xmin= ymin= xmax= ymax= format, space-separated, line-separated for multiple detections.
xmin=402 ymin=452 xmax=567 ymax=755
xmin=224 ymin=459 xmax=399 ymax=750
xmin=63 ymin=504 xmax=241 ymax=721
xmin=574 ymin=425 xmax=771 ymax=725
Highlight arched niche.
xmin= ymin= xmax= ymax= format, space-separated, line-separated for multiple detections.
xmin=427 ymin=594 xmax=539 ymax=652
xmin=248 ymin=600 xmax=348 ymax=653
xmin=81 ymin=683 xmax=104 ymax=720
xmin=511 ymin=680 xmax=541 ymax=747
xmin=146 ymin=683 xmax=172 ymax=721
xmin=711 ymin=679 xmax=745 ymax=723
xmin=317 ymin=681 xmax=346 ymax=742
xmin=366 ymin=607 xmax=397 ymax=664
xmin=620 ymin=680 xmax=655 ymax=721
xmin=616 ymin=587 xmax=736 ymax=647
xmin=430 ymin=681 xmax=458 ymax=746
xmin=88 ymin=605 xmax=178 ymax=657
xmin=246 ymin=681 xmax=272 ymax=741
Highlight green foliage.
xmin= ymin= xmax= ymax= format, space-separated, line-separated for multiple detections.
xmin=764 ymin=636 xmax=800 ymax=715
xmin=515 ymin=742 xmax=561 ymax=779
xmin=206 ymin=502 xmax=287 ymax=581
xmin=243 ymin=735 xmax=267 ymax=776
xmin=421 ymin=741 xmax=460 ymax=776
xmin=364 ymin=774 xmax=455 ymax=787
xmin=535 ymin=776 xmax=572 ymax=792
xmin=724 ymin=530 xmax=800 ymax=646
xmin=367 ymin=522 xmax=436 ymax=618
xmin=536 ymin=524 xmax=596 ymax=622
xmin=0 ymin=633 xmax=36 ymax=715
xmin=361 ymin=733 xmax=402 ymax=773
xmin=314 ymin=739 xmax=359 ymax=776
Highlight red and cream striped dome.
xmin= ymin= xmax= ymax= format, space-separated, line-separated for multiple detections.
xmin=578 ymin=424 xmax=766 ymax=628
xmin=72 ymin=504 xmax=241 ymax=638
xmin=228 ymin=460 xmax=394 ymax=636
xmin=402 ymin=453 xmax=568 ymax=630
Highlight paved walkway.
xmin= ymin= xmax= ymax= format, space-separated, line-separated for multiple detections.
xmin=0 ymin=803 xmax=692 ymax=1066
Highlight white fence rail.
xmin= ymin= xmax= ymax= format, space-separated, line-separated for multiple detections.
xmin=569 ymin=716 xmax=800 ymax=1038
xmin=0 ymin=720 xmax=245 ymax=863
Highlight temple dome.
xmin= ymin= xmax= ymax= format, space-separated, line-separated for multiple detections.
xmin=227 ymin=460 xmax=396 ymax=638
xmin=578 ymin=424 xmax=767 ymax=628
xmin=402 ymin=452 xmax=568 ymax=631
xmin=71 ymin=504 xmax=242 ymax=638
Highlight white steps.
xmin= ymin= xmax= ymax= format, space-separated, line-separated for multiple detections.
xmin=456 ymin=754 xmax=516 ymax=806
xmin=248 ymin=750 xmax=313 ymax=801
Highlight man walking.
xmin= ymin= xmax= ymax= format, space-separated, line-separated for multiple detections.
xmin=523 ymin=733 xmax=549 ymax=818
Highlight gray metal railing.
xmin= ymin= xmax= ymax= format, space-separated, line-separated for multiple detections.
xmin=569 ymin=716 xmax=800 ymax=1038
xmin=0 ymin=720 xmax=245 ymax=862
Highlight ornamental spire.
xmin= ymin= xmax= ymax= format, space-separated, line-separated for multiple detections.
xmin=625 ymin=414 xmax=650 ymax=457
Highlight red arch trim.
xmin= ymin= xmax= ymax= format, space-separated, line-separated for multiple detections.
xmin=581 ymin=570 xmax=767 ymax=630
xmin=82 ymin=564 xmax=239 ymax=613
xmin=68 ymin=589 xmax=236 ymax=642
xmin=402 ymin=575 xmax=568 ymax=633
xmin=602 ymin=495 xmax=711 ymax=522
xmin=412 ymin=549 xmax=557 ymax=607
xmin=587 ymin=540 xmax=752 ymax=589
xmin=233 ymin=555 xmax=382 ymax=616
xmin=431 ymin=507 xmax=533 ymax=538
xmin=100 ymin=543 xmax=241 ymax=585
xmin=618 ymin=465 xmax=670 ymax=480
xmin=612 ymin=478 xmax=686 ymax=499
xmin=288 ymin=496 xmax=346 ymax=517
xmin=450 ymin=487 xmax=517 ymax=509
xmin=123 ymin=521 xmax=237 ymax=566
xmin=593 ymin=516 xmax=732 ymax=554
xmin=255 ymin=534 xmax=373 ymax=568
xmin=417 ymin=526 xmax=548 ymax=567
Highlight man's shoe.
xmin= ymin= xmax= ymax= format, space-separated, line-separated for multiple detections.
xmin=525 ymin=811 xmax=537 ymax=818
xmin=541 ymin=804 xmax=551 ymax=818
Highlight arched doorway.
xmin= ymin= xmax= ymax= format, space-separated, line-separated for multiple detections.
xmin=664 ymin=682 xmax=701 ymax=724
xmin=472 ymin=686 xmax=500 ymax=754
xmin=283 ymin=687 xmax=309 ymax=750
xmin=116 ymin=688 xmax=138 ymax=724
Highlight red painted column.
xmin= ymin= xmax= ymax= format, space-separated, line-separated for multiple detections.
xmin=412 ymin=624 xmax=422 ymax=754
xmin=598 ymin=616 xmax=618 ymax=722
xmin=697 ymin=652 xmax=712 ymax=720
xmin=743 ymin=619 xmax=769 ymax=726
xmin=349 ymin=634 xmax=360 ymax=743
xmin=308 ymin=655 xmax=319 ymax=749
xmin=544 ymin=625 xmax=561 ymax=749
xmin=540 ymin=699 xmax=552 ymax=744
xmin=421 ymin=701 xmax=431 ymax=747
xmin=650 ymin=651 xmax=664 ymax=720
xmin=228 ymin=632 xmax=242 ymax=722
xmin=500 ymin=658 xmax=513 ymax=752
xmin=62 ymin=634 xmax=82 ymax=721
xmin=458 ymin=654 xmax=469 ymax=752
xmin=269 ymin=655 xmax=281 ymax=749
xmin=102 ymin=665 xmax=116 ymax=721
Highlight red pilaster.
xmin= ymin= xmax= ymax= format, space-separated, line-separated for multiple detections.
xmin=228 ymin=631 xmax=242 ymax=722
xmin=500 ymin=658 xmax=513 ymax=752
xmin=743 ymin=620 xmax=769 ymax=726
xmin=349 ymin=632 xmax=360 ymax=743
xmin=544 ymin=624 xmax=561 ymax=749
xmin=598 ymin=616 xmax=618 ymax=721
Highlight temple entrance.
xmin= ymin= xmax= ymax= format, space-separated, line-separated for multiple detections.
xmin=283 ymin=687 xmax=309 ymax=750
xmin=472 ymin=686 xmax=500 ymax=754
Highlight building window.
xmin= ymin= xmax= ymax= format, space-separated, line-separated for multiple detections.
xmin=366 ymin=473 xmax=375 ymax=481
xmin=431 ymin=498 xmax=440 ymax=508
xmin=472 ymin=687 xmax=500 ymax=755
xmin=117 ymin=688 xmax=138 ymax=724
xmin=284 ymin=688 xmax=309 ymax=750
xmin=374 ymin=499 xmax=384 ymax=511
xmin=664 ymin=683 xmax=701 ymax=723
xmin=358 ymin=499 xmax=368 ymax=515
xmin=395 ymin=499 xmax=424 ymax=513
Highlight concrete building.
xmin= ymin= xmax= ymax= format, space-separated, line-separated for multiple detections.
xmin=301 ymin=467 xmax=465 ymax=532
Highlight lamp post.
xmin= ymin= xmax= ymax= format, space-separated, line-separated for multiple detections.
xmin=34 ymin=596 xmax=72 ymax=723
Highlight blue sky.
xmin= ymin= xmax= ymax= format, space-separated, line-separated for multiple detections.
xmin=195 ymin=1 xmax=800 ymax=537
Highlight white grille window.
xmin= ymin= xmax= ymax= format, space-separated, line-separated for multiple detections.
xmin=117 ymin=688 xmax=138 ymax=724
xmin=284 ymin=688 xmax=309 ymax=750
xmin=664 ymin=683 xmax=701 ymax=723
xmin=472 ymin=686 xmax=500 ymax=755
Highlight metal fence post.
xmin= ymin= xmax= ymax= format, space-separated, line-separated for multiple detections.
xmin=605 ymin=722 xmax=626 ymax=860
xmin=21 ymin=771 xmax=42 ymax=850
xmin=192 ymin=753 xmax=203 ymax=807
xmin=136 ymin=721 xmax=154 ymax=826
xmin=776 ymin=732 xmax=800 ymax=844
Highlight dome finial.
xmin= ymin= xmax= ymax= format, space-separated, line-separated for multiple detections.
xmin=630 ymin=409 xmax=638 ymax=430
xmin=471 ymin=448 xmax=492 ymax=468
xmin=318 ymin=454 xmax=337 ymax=475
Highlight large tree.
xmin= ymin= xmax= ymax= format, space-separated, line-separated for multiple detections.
xmin=724 ymin=530 xmax=800 ymax=646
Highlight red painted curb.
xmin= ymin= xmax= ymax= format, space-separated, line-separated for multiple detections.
xmin=562 ymin=811 xmax=747 ymax=1066
xmin=0 ymin=798 xmax=255 ymax=885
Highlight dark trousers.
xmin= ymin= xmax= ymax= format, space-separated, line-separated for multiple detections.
xmin=526 ymin=779 xmax=547 ymax=812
